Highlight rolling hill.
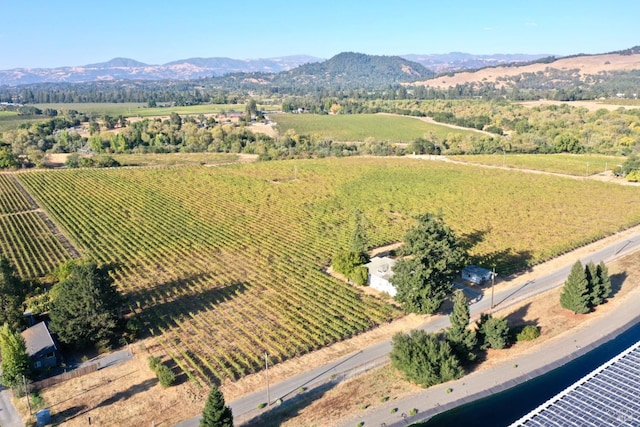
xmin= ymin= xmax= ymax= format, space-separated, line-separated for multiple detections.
xmin=414 ymin=49 xmax=640 ymax=91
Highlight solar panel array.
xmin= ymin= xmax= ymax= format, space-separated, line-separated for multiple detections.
xmin=511 ymin=340 xmax=640 ymax=426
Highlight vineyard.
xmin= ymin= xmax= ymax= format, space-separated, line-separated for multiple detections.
xmin=12 ymin=157 xmax=640 ymax=385
xmin=448 ymin=153 xmax=626 ymax=176
xmin=0 ymin=174 xmax=72 ymax=277
xmin=273 ymin=113 xmax=475 ymax=142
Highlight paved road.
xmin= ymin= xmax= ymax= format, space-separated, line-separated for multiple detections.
xmin=175 ymin=232 xmax=640 ymax=426
xmin=0 ymin=385 xmax=22 ymax=427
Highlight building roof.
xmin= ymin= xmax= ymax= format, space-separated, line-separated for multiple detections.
xmin=511 ymin=339 xmax=640 ymax=426
xmin=20 ymin=321 xmax=57 ymax=359
xmin=462 ymin=265 xmax=492 ymax=276
xmin=365 ymin=256 xmax=396 ymax=281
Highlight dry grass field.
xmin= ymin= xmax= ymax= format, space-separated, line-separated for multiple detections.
xmin=415 ymin=52 xmax=640 ymax=89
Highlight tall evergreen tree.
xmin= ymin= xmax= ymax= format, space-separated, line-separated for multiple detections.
xmin=49 ymin=262 xmax=123 ymax=349
xmin=392 ymin=213 xmax=467 ymax=314
xmin=560 ymin=261 xmax=591 ymax=314
xmin=200 ymin=385 xmax=233 ymax=427
xmin=445 ymin=290 xmax=476 ymax=362
xmin=585 ymin=261 xmax=602 ymax=306
xmin=476 ymin=314 xmax=510 ymax=349
xmin=596 ymin=261 xmax=612 ymax=304
xmin=0 ymin=323 xmax=30 ymax=387
xmin=0 ymin=256 xmax=26 ymax=331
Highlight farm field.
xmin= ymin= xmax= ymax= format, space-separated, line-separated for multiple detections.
xmin=31 ymin=103 xmax=249 ymax=118
xmin=0 ymin=111 xmax=42 ymax=131
xmin=0 ymin=174 xmax=72 ymax=277
xmin=273 ymin=113 xmax=476 ymax=142
xmin=13 ymin=157 xmax=640 ymax=386
xmin=110 ymin=152 xmax=242 ymax=167
xmin=448 ymin=153 xmax=626 ymax=176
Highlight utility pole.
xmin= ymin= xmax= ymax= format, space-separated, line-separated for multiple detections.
xmin=265 ymin=352 xmax=270 ymax=405
xmin=490 ymin=267 xmax=496 ymax=311
xmin=23 ymin=375 xmax=31 ymax=415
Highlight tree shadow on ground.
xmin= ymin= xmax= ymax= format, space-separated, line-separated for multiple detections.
xmin=609 ymin=272 xmax=627 ymax=298
xmin=93 ymin=378 xmax=158 ymax=410
xmin=130 ymin=277 xmax=249 ymax=386
xmin=243 ymin=379 xmax=339 ymax=426
xmin=472 ymin=248 xmax=535 ymax=277
xmin=459 ymin=228 xmax=490 ymax=253
xmin=50 ymin=405 xmax=87 ymax=424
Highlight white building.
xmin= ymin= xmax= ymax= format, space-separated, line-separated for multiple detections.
xmin=365 ymin=256 xmax=397 ymax=296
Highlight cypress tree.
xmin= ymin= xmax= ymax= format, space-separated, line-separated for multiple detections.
xmin=445 ymin=290 xmax=476 ymax=362
xmin=560 ymin=261 xmax=591 ymax=314
xmin=586 ymin=261 xmax=604 ymax=306
xmin=200 ymin=385 xmax=233 ymax=427
xmin=596 ymin=261 xmax=612 ymax=303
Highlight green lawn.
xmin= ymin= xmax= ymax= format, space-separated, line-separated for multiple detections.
xmin=273 ymin=113 xmax=477 ymax=142
xmin=448 ymin=153 xmax=626 ymax=176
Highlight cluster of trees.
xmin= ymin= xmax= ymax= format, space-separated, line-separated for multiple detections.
xmin=48 ymin=260 xmax=124 ymax=350
xmin=391 ymin=213 xmax=467 ymax=314
xmin=391 ymin=289 xmax=512 ymax=387
xmin=560 ymin=260 xmax=612 ymax=314
xmin=621 ymin=154 xmax=640 ymax=181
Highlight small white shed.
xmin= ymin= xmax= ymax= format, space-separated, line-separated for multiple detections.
xmin=365 ymin=256 xmax=397 ymax=296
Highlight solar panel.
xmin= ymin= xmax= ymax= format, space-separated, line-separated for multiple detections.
xmin=511 ymin=340 xmax=640 ymax=426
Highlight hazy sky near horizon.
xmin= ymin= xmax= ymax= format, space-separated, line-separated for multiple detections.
xmin=0 ymin=0 xmax=637 ymax=69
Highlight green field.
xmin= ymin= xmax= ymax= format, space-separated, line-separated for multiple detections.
xmin=31 ymin=103 xmax=247 ymax=118
xmin=274 ymin=113 xmax=477 ymax=142
xmin=5 ymin=157 xmax=640 ymax=385
xmin=0 ymin=111 xmax=43 ymax=131
xmin=448 ymin=153 xmax=626 ymax=176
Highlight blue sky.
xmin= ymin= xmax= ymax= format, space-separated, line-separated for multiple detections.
xmin=0 ymin=0 xmax=637 ymax=69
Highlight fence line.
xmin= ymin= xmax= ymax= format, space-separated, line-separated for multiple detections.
xmin=33 ymin=364 xmax=98 ymax=389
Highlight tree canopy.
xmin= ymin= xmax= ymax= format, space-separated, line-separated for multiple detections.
xmin=392 ymin=213 xmax=467 ymax=314
xmin=445 ymin=290 xmax=477 ymax=362
xmin=560 ymin=260 xmax=592 ymax=314
xmin=200 ymin=385 xmax=233 ymax=427
xmin=0 ymin=256 xmax=27 ymax=331
xmin=390 ymin=329 xmax=463 ymax=388
xmin=0 ymin=323 xmax=30 ymax=387
xmin=49 ymin=261 xmax=124 ymax=349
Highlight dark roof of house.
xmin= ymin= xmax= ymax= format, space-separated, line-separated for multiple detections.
xmin=462 ymin=265 xmax=492 ymax=276
xmin=20 ymin=321 xmax=57 ymax=359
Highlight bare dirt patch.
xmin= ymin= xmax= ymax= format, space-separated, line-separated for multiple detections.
xmin=27 ymin=345 xmax=204 ymax=427
xmin=249 ymin=122 xmax=278 ymax=138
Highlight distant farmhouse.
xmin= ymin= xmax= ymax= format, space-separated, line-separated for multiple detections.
xmin=365 ymin=256 xmax=397 ymax=296
xmin=20 ymin=321 xmax=61 ymax=371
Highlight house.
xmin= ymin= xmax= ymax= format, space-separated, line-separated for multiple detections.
xmin=365 ymin=256 xmax=397 ymax=296
xmin=20 ymin=321 xmax=60 ymax=371
xmin=461 ymin=265 xmax=494 ymax=285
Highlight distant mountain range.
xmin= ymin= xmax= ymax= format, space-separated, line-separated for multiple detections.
xmin=0 ymin=53 xmax=550 ymax=86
